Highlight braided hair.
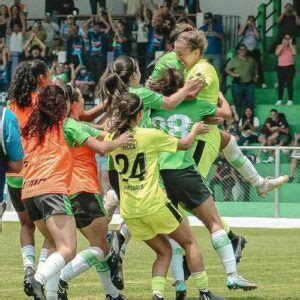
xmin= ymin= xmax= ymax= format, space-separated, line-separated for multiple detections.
xmin=7 ymin=59 xmax=48 ymax=108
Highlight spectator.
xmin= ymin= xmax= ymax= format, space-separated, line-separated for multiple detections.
xmin=239 ymin=15 xmax=266 ymax=88
xmin=7 ymin=4 xmax=26 ymax=33
xmin=51 ymin=61 xmax=74 ymax=85
xmin=184 ymin=0 xmax=201 ymax=14
xmin=43 ymin=13 xmax=60 ymax=53
xmin=89 ymin=0 xmax=106 ymax=15
xmin=200 ymin=12 xmax=224 ymax=72
xmin=224 ymin=116 xmax=240 ymax=142
xmin=75 ymin=65 xmax=95 ymax=102
xmin=147 ymin=0 xmax=165 ymax=11
xmin=259 ymin=110 xmax=292 ymax=163
xmin=275 ymin=34 xmax=297 ymax=106
xmin=135 ymin=2 xmax=152 ymax=82
xmin=225 ymin=44 xmax=258 ymax=118
xmin=0 ymin=41 xmax=9 ymax=92
xmin=0 ymin=104 xmax=24 ymax=212
xmin=6 ymin=23 xmax=24 ymax=78
xmin=67 ymin=24 xmax=85 ymax=66
xmin=9 ymin=0 xmax=26 ymax=13
xmin=47 ymin=34 xmax=67 ymax=63
xmin=31 ymin=20 xmax=47 ymax=44
xmin=60 ymin=15 xmax=75 ymax=40
xmin=0 ymin=5 xmax=9 ymax=39
xmin=278 ymin=3 xmax=300 ymax=41
xmin=123 ymin=0 xmax=141 ymax=15
xmin=238 ymin=107 xmax=259 ymax=146
xmin=82 ymin=17 xmax=109 ymax=82
xmin=23 ymin=33 xmax=46 ymax=61
xmin=289 ymin=133 xmax=300 ymax=182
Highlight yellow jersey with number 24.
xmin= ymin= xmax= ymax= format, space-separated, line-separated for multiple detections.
xmin=105 ymin=127 xmax=178 ymax=219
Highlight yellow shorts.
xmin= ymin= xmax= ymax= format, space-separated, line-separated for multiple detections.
xmin=124 ymin=202 xmax=182 ymax=241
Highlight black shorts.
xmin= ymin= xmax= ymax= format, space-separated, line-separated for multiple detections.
xmin=71 ymin=193 xmax=106 ymax=229
xmin=159 ymin=166 xmax=211 ymax=211
xmin=108 ymin=169 xmax=120 ymax=199
xmin=7 ymin=185 xmax=25 ymax=212
xmin=24 ymin=194 xmax=73 ymax=222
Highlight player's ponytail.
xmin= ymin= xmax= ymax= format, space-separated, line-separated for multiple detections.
xmin=109 ymin=92 xmax=143 ymax=138
xmin=97 ymin=56 xmax=138 ymax=115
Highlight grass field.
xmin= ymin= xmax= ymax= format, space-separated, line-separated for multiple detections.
xmin=1 ymin=222 xmax=300 ymax=299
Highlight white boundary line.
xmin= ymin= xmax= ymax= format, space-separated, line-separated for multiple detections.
xmin=3 ymin=212 xmax=300 ymax=229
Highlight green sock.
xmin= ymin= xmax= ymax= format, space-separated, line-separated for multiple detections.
xmin=191 ymin=271 xmax=209 ymax=290
xmin=151 ymin=276 xmax=166 ymax=297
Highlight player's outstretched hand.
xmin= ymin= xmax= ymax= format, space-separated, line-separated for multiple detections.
xmin=192 ymin=121 xmax=210 ymax=135
xmin=118 ymin=132 xmax=135 ymax=146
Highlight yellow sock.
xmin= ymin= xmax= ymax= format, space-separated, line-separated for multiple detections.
xmin=191 ymin=271 xmax=209 ymax=290
xmin=221 ymin=217 xmax=231 ymax=234
xmin=151 ymin=276 xmax=166 ymax=297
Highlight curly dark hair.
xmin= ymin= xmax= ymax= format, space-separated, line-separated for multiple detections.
xmin=108 ymin=92 xmax=143 ymax=138
xmin=147 ymin=68 xmax=184 ymax=96
xmin=152 ymin=6 xmax=176 ymax=38
xmin=22 ymin=85 xmax=68 ymax=146
xmin=7 ymin=60 xmax=48 ymax=108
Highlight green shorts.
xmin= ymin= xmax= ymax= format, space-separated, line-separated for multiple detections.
xmin=24 ymin=194 xmax=73 ymax=222
xmin=124 ymin=202 xmax=182 ymax=241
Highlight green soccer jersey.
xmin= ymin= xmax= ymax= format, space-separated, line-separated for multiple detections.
xmin=63 ymin=117 xmax=100 ymax=147
xmin=129 ymin=86 xmax=163 ymax=128
xmin=151 ymin=51 xmax=184 ymax=80
xmin=151 ymin=99 xmax=216 ymax=170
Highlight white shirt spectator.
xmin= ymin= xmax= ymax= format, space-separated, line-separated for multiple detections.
xmin=43 ymin=21 xmax=59 ymax=47
xmin=9 ymin=32 xmax=24 ymax=53
xmin=123 ymin=0 xmax=140 ymax=15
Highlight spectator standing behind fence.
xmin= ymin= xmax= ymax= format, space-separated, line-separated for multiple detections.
xmin=8 ymin=5 xmax=26 ymax=33
xmin=275 ymin=34 xmax=296 ymax=106
xmin=239 ymin=15 xmax=266 ymax=88
xmin=0 ymin=5 xmax=9 ymax=39
xmin=225 ymin=44 xmax=258 ymax=119
xmin=238 ymin=107 xmax=259 ymax=146
xmin=278 ymin=3 xmax=300 ymax=41
xmin=43 ymin=13 xmax=59 ymax=55
xmin=67 ymin=24 xmax=85 ymax=66
xmin=23 ymin=32 xmax=46 ymax=60
xmin=82 ymin=16 xmax=108 ymax=82
xmin=200 ymin=12 xmax=224 ymax=72
xmin=60 ymin=15 xmax=75 ymax=40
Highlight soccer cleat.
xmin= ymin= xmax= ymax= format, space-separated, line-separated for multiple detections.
xmin=57 ymin=279 xmax=69 ymax=300
xmin=182 ymin=255 xmax=191 ymax=281
xmin=23 ymin=266 xmax=35 ymax=296
xmin=111 ymin=230 xmax=126 ymax=260
xmin=28 ymin=276 xmax=45 ymax=300
xmin=174 ymin=280 xmax=186 ymax=300
xmin=107 ymin=249 xmax=124 ymax=290
xmin=152 ymin=295 xmax=164 ymax=300
xmin=199 ymin=290 xmax=225 ymax=300
xmin=256 ymin=175 xmax=289 ymax=197
xmin=105 ymin=294 xmax=127 ymax=300
xmin=231 ymin=236 xmax=247 ymax=264
xmin=227 ymin=275 xmax=257 ymax=291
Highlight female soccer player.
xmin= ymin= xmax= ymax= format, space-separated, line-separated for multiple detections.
xmin=21 ymin=85 xmax=131 ymax=299
xmin=6 ymin=60 xmax=52 ymax=294
xmin=57 ymin=84 xmax=131 ymax=300
xmin=106 ymin=91 xmax=223 ymax=300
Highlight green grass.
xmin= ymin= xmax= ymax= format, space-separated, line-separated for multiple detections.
xmin=1 ymin=223 xmax=300 ymax=299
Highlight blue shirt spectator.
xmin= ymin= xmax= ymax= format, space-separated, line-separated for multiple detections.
xmin=0 ymin=106 xmax=24 ymax=203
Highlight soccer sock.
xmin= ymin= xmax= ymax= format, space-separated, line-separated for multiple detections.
xmin=104 ymin=189 xmax=120 ymax=221
xmin=211 ymin=230 xmax=237 ymax=276
xmin=46 ymin=272 xmax=60 ymax=300
xmin=119 ymin=222 xmax=131 ymax=243
xmin=169 ymin=239 xmax=185 ymax=283
xmin=95 ymin=261 xmax=120 ymax=298
xmin=221 ymin=218 xmax=231 ymax=234
xmin=191 ymin=271 xmax=209 ymax=290
xmin=21 ymin=245 xmax=35 ymax=270
xmin=36 ymin=248 xmax=49 ymax=273
xmin=60 ymin=247 xmax=104 ymax=283
xmin=34 ymin=252 xmax=65 ymax=285
xmin=222 ymin=136 xmax=264 ymax=187
xmin=151 ymin=276 xmax=166 ymax=297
